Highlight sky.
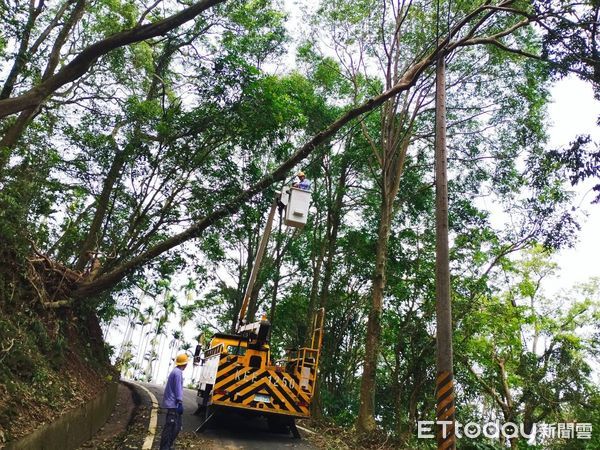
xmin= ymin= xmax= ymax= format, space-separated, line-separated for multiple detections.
xmin=545 ymin=77 xmax=600 ymax=295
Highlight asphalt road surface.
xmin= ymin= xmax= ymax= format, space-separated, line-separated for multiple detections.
xmin=133 ymin=382 xmax=315 ymax=449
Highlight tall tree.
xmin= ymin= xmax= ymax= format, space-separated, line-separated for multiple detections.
xmin=434 ymin=50 xmax=455 ymax=450
xmin=1 ymin=0 xmax=598 ymax=374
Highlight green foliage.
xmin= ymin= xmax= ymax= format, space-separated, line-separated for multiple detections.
xmin=223 ymin=0 xmax=288 ymax=61
xmin=0 ymin=0 xmax=599 ymax=444
xmin=456 ymin=250 xmax=600 ymax=448
xmin=88 ymin=0 xmax=140 ymax=35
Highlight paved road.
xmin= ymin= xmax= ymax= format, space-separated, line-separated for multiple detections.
xmin=133 ymin=382 xmax=315 ymax=449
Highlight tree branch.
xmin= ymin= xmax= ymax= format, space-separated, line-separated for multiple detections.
xmin=71 ymin=47 xmax=440 ymax=299
xmin=0 ymin=0 xmax=226 ymax=118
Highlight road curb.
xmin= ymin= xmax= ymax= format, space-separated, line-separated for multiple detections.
xmin=6 ymin=382 xmax=118 ymax=450
xmin=125 ymin=381 xmax=160 ymax=450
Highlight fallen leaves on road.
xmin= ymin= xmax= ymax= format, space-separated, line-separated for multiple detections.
xmin=176 ymin=432 xmax=224 ymax=448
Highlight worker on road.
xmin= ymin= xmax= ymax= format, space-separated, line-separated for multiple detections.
xmin=292 ymin=171 xmax=311 ymax=191
xmin=159 ymin=353 xmax=188 ymax=450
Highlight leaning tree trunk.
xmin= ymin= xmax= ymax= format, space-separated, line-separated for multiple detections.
xmin=0 ymin=0 xmax=86 ymax=158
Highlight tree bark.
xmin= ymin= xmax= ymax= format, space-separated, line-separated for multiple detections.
xmin=74 ymin=147 xmax=127 ymax=271
xmin=0 ymin=0 xmax=226 ymax=119
xmin=497 ymin=358 xmax=518 ymax=449
xmin=0 ymin=0 xmax=46 ymax=100
xmin=74 ymin=34 xmax=180 ymax=272
xmin=394 ymin=338 xmax=404 ymax=438
xmin=0 ymin=0 xmax=86 ymax=153
xmin=306 ymin=219 xmax=325 ymax=337
xmin=357 ymin=193 xmax=391 ymax=433
xmin=356 ymin=126 xmax=410 ymax=433
xmin=318 ymin=155 xmax=349 ymax=310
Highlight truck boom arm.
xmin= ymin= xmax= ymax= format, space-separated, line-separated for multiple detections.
xmin=237 ymin=196 xmax=279 ymax=330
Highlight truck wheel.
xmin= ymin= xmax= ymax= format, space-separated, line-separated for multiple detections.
xmin=289 ymin=419 xmax=301 ymax=439
xmin=267 ymin=416 xmax=289 ymax=434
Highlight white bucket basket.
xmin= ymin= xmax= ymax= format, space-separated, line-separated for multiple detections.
xmin=283 ymin=187 xmax=311 ymax=228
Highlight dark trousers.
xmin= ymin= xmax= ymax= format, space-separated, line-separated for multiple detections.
xmin=159 ymin=409 xmax=182 ymax=450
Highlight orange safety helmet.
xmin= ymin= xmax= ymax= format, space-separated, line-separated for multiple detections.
xmin=175 ymin=353 xmax=189 ymax=366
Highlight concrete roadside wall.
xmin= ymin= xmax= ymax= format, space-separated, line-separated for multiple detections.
xmin=7 ymin=382 xmax=118 ymax=450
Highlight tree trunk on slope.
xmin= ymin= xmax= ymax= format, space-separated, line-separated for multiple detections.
xmin=311 ymin=156 xmax=350 ymax=419
xmin=357 ymin=194 xmax=392 ymax=433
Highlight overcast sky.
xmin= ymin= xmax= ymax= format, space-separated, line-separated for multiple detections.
xmin=546 ymin=77 xmax=600 ymax=295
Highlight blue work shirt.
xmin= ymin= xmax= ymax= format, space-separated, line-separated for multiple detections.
xmin=162 ymin=367 xmax=184 ymax=409
xmin=298 ymin=179 xmax=311 ymax=190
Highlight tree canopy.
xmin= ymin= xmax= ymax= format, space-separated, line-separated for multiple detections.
xmin=1 ymin=0 xmax=600 ymax=447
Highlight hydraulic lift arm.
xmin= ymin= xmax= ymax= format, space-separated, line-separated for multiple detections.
xmin=236 ymin=196 xmax=279 ymax=331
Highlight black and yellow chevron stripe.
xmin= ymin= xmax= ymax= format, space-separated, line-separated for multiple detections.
xmin=211 ymin=355 xmax=312 ymax=417
xmin=436 ymin=370 xmax=456 ymax=450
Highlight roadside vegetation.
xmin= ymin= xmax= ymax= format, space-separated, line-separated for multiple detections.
xmin=0 ymin=259 xmax=115 ymax=442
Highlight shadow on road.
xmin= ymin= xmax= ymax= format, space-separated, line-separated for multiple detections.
xmin=196 ymin=410 xmax=314 ymax=449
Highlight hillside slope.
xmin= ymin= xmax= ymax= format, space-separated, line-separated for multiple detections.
xmin=0 ymin=257 xmax=115 ymax=445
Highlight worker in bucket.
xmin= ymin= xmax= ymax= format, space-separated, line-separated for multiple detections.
xmin=292 ymin=171 xmax=311 ymax=191
xmin=159 ymin=353 xmax=188 ymax=450
xmin=278 ymin=170 xmax=310 ymax=213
